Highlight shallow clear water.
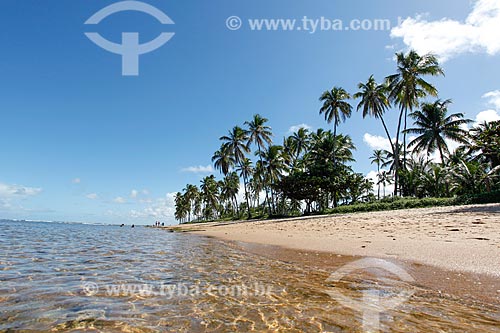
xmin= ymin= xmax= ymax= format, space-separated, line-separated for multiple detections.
xmin=0 ymin=221 xmax=499 ymax=332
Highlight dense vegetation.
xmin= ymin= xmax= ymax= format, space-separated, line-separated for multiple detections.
xmin=174 ymin=50 xmax=500 ymax=223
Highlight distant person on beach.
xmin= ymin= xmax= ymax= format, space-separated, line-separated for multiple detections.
xmin=161 ymin=222 xmax=164 ymax=227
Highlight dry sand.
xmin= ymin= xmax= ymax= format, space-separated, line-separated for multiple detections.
xmin=171 ymin=204 xmax=500 ymax=277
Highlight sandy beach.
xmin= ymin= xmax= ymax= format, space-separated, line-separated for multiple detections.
xmin=170 ymin=204 xmax=500 ymax=277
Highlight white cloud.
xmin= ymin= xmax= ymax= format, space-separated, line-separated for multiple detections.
xmin=72 ymin=178 xmax=81 ymax=184
xmin=363 ymin=133 xmax=393 ymax=151
xmin=0 ymin=183 xmax=42 ymax=198
xmin=130 ymin=193 xmax=176 ymax=222
xmin=470 ymin=91 xmax=500 ymax=126
xmin=475 ymin=109 xmax=500 ymax=125
xmin=113 ymin=197 xmax=127 ymax=204
xmin=181 ymin=165 xmax=214 ymax=174
xmin=86 ymin=193 xmax=98 ymax=200
xmin=483 ymin=90 xmax=500 ymax=109
xmin=130 ymin=189 xmax=138 ymax=199
xmin=288 ymin=124 xmax=312 ymax=134
xmin=391 ymin=0 xmax=500 ymax=61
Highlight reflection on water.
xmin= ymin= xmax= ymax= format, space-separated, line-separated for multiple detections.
xmin=0 ymin=221 xmax=499 ymax=332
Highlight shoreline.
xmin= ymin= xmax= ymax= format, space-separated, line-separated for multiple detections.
xmin=169 ymin=203 xmax=500 ymax=276
xmin=165 ymin=204 xmax=500 ymax=303
xmin=226 ymin=239 xmax=500 ymax=306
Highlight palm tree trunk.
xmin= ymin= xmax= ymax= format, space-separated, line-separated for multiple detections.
xmin=377 ymin=164 xmax=381 ymax=200
xmin=233 ymin=194 xmax=239 ymax=217
xmin=242 ymin=173 xmax=251 ymax=219
xmin=257 ymin=142 xmax=272 ymax=216
xmin=402 ymin=105 xmax=411 ymax=196
xmin=438 ymin=145 xmax=446 ymax=167
xmin=332 ymin=118 xmax=338 ymax=208
xmin=394 ymin=107 xmax=405 ymax=196
xmin=380 ymin=116 xmax=395 ymax=153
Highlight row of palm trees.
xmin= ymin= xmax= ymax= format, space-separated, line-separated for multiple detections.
xmin=318 ymin=50 xmax=445 ymax=196
xmin=175 ymin=114 xmax=370 ymax=222
xmin=370 ymin=119 xmax=500 ymax=199
xmin=174 ymin=49 xmax=500 ymax=223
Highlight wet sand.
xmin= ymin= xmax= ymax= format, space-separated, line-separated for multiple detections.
xmin=167 ymin=204 xmax=500 ymax=305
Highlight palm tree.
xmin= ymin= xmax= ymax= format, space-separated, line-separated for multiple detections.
xmin=212 ymin=144 xmax=236 ymax=176
xmin=220 ymin=174 xmax=240 ymax=216
xmin=183 ymin=184 xmax=199 ymax=222
xmin=174 ymin=192 xmax=189 ymax=223
xmin=258 ymin=145 xmax=286 ymax=214
xmin=245 ymin=114 xmax=273 ymax=215
xmin=386 ymin=50 xmax=444 ymax=195
xmin=405 ymin=99 xmax=471 ymax=165
xmin=370 ymin=150 xmax=387 ymax=199
xmin=289 ymin=127 xmax=310 ymax=168
xmin=220 ymin=126 xmax=252 ymax=218
xmin=225 ymin=172 xmax=240 ymax=216
xmin=377 ymin=171 xmax=393 ymax=198
xmin=319 ymin=87 xmax=353 ymax=165
xmin=308 ymin=131 xmax=355 ymax=165
xmin=354 ymin=75 xmax=394 ymax=153
xmin=236 ymin=158 xmax=254 ymax=217
xmin=200 ymin=175 xmax=219 ymax=220
xmin=467 ymin=121 xmax=500 ymax=168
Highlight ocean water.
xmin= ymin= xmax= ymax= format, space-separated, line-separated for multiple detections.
xmin=0 ymin=220 xmax=499 ymax=332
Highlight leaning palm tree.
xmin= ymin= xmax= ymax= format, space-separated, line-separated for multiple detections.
xmin=220 ymin=126 xmax=252 ymax=218
xmin=245 ymin=114 xmax=273 ymax=215
xmin=405 ymin=99 xmax=471 ymax=165
xmin=386 ymin=50 xmax=444 ymax=195
xmin=354 ymin=75 xmax=394 ymax=153
xmin=319 ymin=87 xmax=352 ymax=165
xmin=370 ymin=150 xmax=387 ymax=199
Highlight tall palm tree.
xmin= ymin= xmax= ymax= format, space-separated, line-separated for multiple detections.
xmin=174 ymin=192 xmax=189 ymax=224
xmin=220 ymin=126 xmax=252 ymax=218
xmin=183 ymin=184 xmax=199 ymax=222
xmin=354 ymin=75 xmax=394 ymax=152
xmin=245 ymin=114 xmax=273 ymax=215
xmin=225 ymin=172 xmax=240 ymax=216
xmin=386 ymin=50 xmax=444 ymax=195
xmin=200 ymin=175 xmax=219 ymax=220
xmin=220 ymin=174 xmax=240 ymax=216
xmin=370 ymin=149 xmax=387 ymax=199
xmin=289 ymin=127 xmax=310 ymax=167
xmin=319 ymin=87 xmax=353 ymax=165
xmin=212 ymin=144 xmax=236 ymax=176
xmin=405 ymin=99 xmax=471 ymax=165
xmin=236 ymin=158 xmax=254 ymax=218
xmin=258 ymin=145 xmax=286 ymax=214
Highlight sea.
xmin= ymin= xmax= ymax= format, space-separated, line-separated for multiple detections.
xmin=0 ymin=220 xmax=499 ymax=332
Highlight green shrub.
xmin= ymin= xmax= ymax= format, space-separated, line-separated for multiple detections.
xmin=455 ymin=190 xmax=500 ymax=205
xmin=325 ymin=197 xmax=456 ymax=215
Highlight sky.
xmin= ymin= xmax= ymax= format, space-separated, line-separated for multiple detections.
xmin=0 ymin=0 xmax=499 ymax=224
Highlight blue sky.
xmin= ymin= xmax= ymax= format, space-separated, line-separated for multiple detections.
xmin=0 ymin=0 xmax=499 ymax=224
